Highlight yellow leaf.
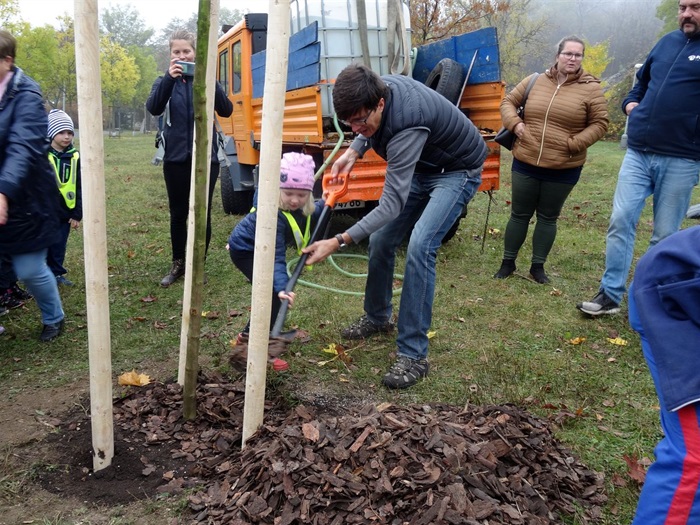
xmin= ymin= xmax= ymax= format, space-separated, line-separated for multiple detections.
xmin=427 ymin=330 xmax=436 ymax=339
xmin=607 ymin=337 xmax=628 ymax=346
xmin=118 ymin=369 xmax=151 ymax=386
xmin=322 ymin=343 xmax=340 ymax=355
xmin=568 ymin=336 xmax=586 ymax=345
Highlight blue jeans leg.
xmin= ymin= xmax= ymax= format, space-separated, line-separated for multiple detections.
xmin=12 ymin=250 xmax=64 ymax=325
xmin=601 ymin=150 xmax=699 ymax=304
xmin=367 ymin=169 xmax=481 ymax=361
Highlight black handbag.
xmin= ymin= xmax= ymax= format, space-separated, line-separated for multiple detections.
xmin=494 ymin=73 xmax=539 ymax=150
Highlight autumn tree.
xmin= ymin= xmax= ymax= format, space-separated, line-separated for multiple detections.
xmin=101 ymin=4 xmax=155 ymax=47
xmin=582 ymin=40 xmax=611 ymax=80
xmin=0 ymin=0 xmax=20 ymax=29
xmin=15 ymin=18 xmax=77 ymax=109
xmin=410 ymin=0 xmax=508 ymax=46
xmin=100 ymin=37 xmax=140 ymax=130
xmin=657 ymin=0 xmax=678 ymax=35
xmin=484 ymin=0 xmax=550 ymax=87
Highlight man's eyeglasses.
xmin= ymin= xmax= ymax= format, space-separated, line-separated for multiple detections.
xmin=341 ymin=107 xmax=375 ymax=127
xmin=560 ymin=52 xmax=584 ymax=60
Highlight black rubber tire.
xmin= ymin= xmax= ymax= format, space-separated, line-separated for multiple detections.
xmin=424 ymin=58 xmax=466 ymax=105
xmin=220 ymin=164 xmax=253 ymax=215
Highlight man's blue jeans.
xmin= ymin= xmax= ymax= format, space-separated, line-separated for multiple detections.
xmin=601 ymin=149 xmax=699 ymax=304
xmin=363 ymin=168 xmax=481 ymax=361
xmin=11 ymin=249 xmax=64 ymax=325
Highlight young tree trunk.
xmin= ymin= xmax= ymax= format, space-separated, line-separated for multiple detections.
xmin=179 ymin=0 xmax=220 ymax=420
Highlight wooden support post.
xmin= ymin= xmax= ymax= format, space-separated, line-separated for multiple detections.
xmin=241 ymin=0 xmax=291 ymax=447
xmin=74 ymin=0 xmax=114 ymax=471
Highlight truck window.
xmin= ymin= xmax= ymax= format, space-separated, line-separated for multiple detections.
xmin=233 ymin=40 xmax=242 ymax=94
xmin=218 ymin=49 xmax=229 ymax=94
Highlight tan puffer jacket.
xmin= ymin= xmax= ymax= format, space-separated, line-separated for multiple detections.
xmin=501 ymin=65 xmax=609 ymax=170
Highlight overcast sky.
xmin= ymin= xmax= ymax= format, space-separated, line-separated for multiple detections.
xmin=19 ymin=0 xmax=256 ymax=32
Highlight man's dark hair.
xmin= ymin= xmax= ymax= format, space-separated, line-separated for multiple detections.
xmin=332 ymin=64 xmax=388 ymax=120
xmin=0 ymin=29 xmax=17 ymax=59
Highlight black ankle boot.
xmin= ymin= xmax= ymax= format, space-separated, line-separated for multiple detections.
xmin=160 ymin=259 xmax=185 ymax=287
xmin=494 ymin=259 xmax=516 ymax=279
xmin=529 ymin=263 xmax=550 ymax=284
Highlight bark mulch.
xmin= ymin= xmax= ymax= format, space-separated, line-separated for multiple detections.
xmin=36 ymin=372 xmax=607 ymax=524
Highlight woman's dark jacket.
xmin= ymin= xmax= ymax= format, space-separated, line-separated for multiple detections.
xmin=0 ymin=66 xmax=61 ymax=254
xmin=146 ymin=72 xmax=233 ymax=164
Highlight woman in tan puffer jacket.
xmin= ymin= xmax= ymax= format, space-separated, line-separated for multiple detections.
xmin=495 ymin=36 xmax=608 ymax=284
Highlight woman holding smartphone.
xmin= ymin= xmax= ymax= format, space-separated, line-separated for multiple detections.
xmin=146 ymin=29 xmax=233 ymax=287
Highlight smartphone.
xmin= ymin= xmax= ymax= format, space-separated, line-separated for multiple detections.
xmin=176 ymin=60 xmax=195 ymax=76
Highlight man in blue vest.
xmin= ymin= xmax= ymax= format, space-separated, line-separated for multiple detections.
xmin=303 ymin=64 xmax=487 ymax=389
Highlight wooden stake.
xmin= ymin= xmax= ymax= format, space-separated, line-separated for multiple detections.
xmin=178 ymin=0 xmax=220 ymax=420
xmin=241 ymin=0 xmax=291 ymax=447
xmin=74 ymin=0 xmax=114 ymax=471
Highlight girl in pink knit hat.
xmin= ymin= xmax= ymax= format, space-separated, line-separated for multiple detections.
xmin=226 ymin=152 xmax=324 ymax=371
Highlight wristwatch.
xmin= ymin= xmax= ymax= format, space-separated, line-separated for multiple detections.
xmin=334 ymin=233 xmax=347 ymax=249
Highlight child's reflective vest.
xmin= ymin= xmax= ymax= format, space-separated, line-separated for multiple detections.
xmin=48 ymin=147 xmax=79 ymax=209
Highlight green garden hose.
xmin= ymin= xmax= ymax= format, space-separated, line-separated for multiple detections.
xmin=286 ymin=253 xmax=403 ymax=297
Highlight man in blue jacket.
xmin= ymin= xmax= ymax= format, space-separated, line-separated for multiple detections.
xmin=303 ymin=64 xmax=487 ymax=389
xmin=0 ymin=29 xmax=64 ymax=341
xmin=629 ymin=225 xmax=700 ymax=524
xmin=577 ymin=2 xmax=700 ymax=316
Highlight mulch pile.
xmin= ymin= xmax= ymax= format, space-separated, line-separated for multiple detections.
xmin=37 ymin=372 xmax=607 ymax=524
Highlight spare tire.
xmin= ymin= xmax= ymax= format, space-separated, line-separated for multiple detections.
xmin=424 ymin=58 xmax=466 ymax=106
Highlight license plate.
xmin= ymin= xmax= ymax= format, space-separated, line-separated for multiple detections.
xmin=334 ymin=200 xmax=366 ymax=210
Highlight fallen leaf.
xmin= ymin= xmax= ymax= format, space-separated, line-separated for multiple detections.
xmin=427 ymin=330 xmax=436 ymax=339
xmin=141 ymin=295 xmax=157 ymax=303
xmin=118 ymin=369 xmax=151 ymax=386
xmin=322 ymin=343 xmax=340 ymax=355
xmin=623 ymin=454 xmax=647 ymax=484
xmin=607 ymin=337 xmax=628 ymax=346
xmin=568 ymin=336 xmax=586 ymax=345
xmin=550 ymin=288 xmax=562 ymax=296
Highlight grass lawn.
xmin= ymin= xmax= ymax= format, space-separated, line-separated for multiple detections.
xmin=2 ymin=135 xmax=698 ymax=524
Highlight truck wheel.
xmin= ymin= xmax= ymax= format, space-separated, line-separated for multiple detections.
xmin=424 ymin=58 xmax=466 ymax=106
xmin=220 ymin=164 xmax=253 ymax=215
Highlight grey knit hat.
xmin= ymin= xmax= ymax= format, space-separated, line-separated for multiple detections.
xmin=47 ymin=109 xmax=74 ymax=139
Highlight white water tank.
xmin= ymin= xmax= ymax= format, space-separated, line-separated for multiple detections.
xmin=289 ymin=0 xmax=412 ymax=115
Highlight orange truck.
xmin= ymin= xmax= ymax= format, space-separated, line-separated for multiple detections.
xmin=215 ymin=1 xmax=503 ymax=234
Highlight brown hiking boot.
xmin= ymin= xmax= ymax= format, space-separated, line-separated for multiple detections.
xmin=160 ymin=259 xmax=185 ymax=287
